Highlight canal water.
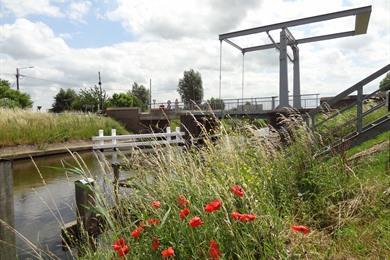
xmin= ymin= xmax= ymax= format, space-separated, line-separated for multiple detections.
xmin=10 ymin=151 xmax=115 ymax=259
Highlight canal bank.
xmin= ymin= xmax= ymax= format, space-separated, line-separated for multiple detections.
xmin=0 ymin=140 xmax=93 ymax=160
xmin=0 ymin=150 xmax=123 ymax=259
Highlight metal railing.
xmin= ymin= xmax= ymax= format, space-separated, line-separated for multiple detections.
xmin=309 ymin=64 xmax=390 ymax=134
xmin=152 ymin=94 xmax=320 ymax=114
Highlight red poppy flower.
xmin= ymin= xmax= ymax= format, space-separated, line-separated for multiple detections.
xmin=147 ymin=218 xmax=160 ymax=225
xmin=113 ymin=237 xmax=130 ymax=257
xmin=231 ymin=211 xmax=241 ymax=220
xmin=231 ymin=184 xmax=244 ymax=197
xmin=204 ymin=199 xmax=222 ymax=213
xmin=189 ymin=216 xmax=204 ymax=228
xmin=161 ymin=247 xmax=175 ymax=257
xmin=177 ymin=195 xmax=189 ymax=208
xmin=291 ymin=225 xmax=310 ymax=235
xmin=231 ymin=212 xmax=256 ymax=222
xmin=209 ymin=240 xmax=220 ymax=260
xmin=239 ymin=213 xmax=256 ymax=222
xmin=151 ymin=200 xmax=161 ymax=209
xmin=131 ymin=226 xmax=144 ymax=238
xmin=151 ymin=237 xmax=160 ymax=251
xmin=179 ymin=208 xmax=190 ymax=220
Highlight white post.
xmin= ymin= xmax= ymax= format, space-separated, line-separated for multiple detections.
xmin=111 ymin=129 xmax=117 ymax=146
xmin=175 ymin=127 xmax=181 ymax=142
xmin=98 ymin=129 xmax=104 ymax=146
xmin=166 ymin=127 xmax=171 ymax=142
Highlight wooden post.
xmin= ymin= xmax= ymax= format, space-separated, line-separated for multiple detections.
xmin=75 ymin=178 xmax=96 ymax=236
xmin=112 ymin=163 xmax=120 ymax=205
xmin=0 ymin=160 xmax=17 ymax=259
xmin=111 ymin=129 xmax=118 ymax=163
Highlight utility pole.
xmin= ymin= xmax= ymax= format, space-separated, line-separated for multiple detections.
xmin=15 ymin=66 xmax=33 ymax=91
xmin=149 ymin=78 xmax=152 ymax=110
xmin=16 ymin=68 xmax=20 ymax=91
xmin=98 ymin=72 xmax=103 ymax=111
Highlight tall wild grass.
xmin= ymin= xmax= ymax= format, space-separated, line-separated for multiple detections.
xmin=0 ymin=108 xmax=128 ymax=147
xmin=61 ymin=112 xmax=388 ymax=259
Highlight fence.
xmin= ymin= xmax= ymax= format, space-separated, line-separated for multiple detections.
xmin=92 ymin=127 xmax=185 ymax=150
xmin=152 ymin=94 xmax=320 ymax=113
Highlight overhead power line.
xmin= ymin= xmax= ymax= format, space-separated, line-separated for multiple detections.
xmin=19 ymin=74 xmax=83 ymax=87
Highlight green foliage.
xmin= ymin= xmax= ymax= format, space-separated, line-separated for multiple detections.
xmin=129 ymin=82 xmax=150 ymax=111
xmin=74 ymin=116 xmax=388 ymax=259
xmin=0 ymin=79 xmax=33 ymax=108
xmin=206 ymin=97 xmax=225 ymax=110
xmin=74 ymin=85 xmax=107 ymax=112
xmin=51 ymin=88 xmax=78 ymax=112
xmin=177 ymin=69 xmax=203 ymax=107
xmin=51 ymin=85 xmax=107 ymax=113
xmin=107 ymin=93 xmax=142 ymax=108
xmin=379 ymin=72 xmax=390 ymax=91
xmin=0 ymin=108 xmax=128 ymax=146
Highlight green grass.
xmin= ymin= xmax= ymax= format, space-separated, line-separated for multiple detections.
xmin=53 ymin=115 xmax=388 ymax=259
xmin=0 ymin=108 xmax=128 ymax=147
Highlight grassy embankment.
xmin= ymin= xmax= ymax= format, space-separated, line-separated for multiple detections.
xmin=316 ymin=100 xmax=388 ymax=143
xmin=54 ymin=108 xmax=388 ymax=259
xmin=0 ymin=108 xmax=128 ymax=148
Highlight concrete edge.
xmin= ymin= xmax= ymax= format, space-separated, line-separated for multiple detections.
xmin=0 ymin=145 xmax=93 ymax=161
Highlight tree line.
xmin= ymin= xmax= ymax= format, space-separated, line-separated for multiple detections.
xmin=51 ymin=82 xmax=150 ymax=112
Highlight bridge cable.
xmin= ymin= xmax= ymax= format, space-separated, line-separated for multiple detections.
xmin=219 ymin=40 xmax=222 ymax=99
xmin=242 ymin=52 xmax=245 ymax=100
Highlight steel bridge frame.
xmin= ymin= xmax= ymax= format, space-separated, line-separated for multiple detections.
xmin=218 ymin=5 xmax=372 ymax=109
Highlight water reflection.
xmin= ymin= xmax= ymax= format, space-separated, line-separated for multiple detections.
xmin=11 ymin=152 xmax=110 ymax=259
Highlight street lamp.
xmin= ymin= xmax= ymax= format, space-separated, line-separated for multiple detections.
xmin=16 ymin=66 xmax=34 ymax=91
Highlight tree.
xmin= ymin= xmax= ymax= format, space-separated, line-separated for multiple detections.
xmin=379 ymin=72 xmax=390 ymax=91
xmin=51 ymin=88 xmax=78 ymax=112
xmin=206 ymin=98 xmax=225 ymax=110
xmin=177 ymin=69 xmax=203 ymax=108
xmin=129 ymin=82 xmax=149 ymax=110
xmin=106 ymin=93 xmax=142 ymax=108
xmin=0 ymin=79 xmax=33 ymax=108
xmin=72 ymin=85 xmax=107 ymax=112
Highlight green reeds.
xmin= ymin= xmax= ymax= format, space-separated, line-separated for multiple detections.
xmin=0 ymin=108 xmax=128 ymax=147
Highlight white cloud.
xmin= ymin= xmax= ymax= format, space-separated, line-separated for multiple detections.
xmin=0 ymin=0 xmax=389 ymax=110
xmin=0 ymin=0 xmax=62 ymax=17
xmin=107 ymin=0 xmax=261 ymax=39
xmin=0 ymin=19 xmax=69 ymax=59
xmin=67 ymin=1 xmax=91 ymax=22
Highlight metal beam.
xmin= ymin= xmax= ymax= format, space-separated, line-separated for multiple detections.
xmin=278 ymin=29 xmax=289 ymax=108
xmin=243 ymin=30 xmax=356 ymax=53
xmin=293 ymin=47 xmax=301 ymax=108
xmin=223 ymin=39 xmax=242 ymax=51
xmin=266 ymin=31 xmax=293 ymax=62
xmin=355 ymin=12 xmax=371 ymax=34
xmin=219 ymin=5 xmax=371 ymax=40
xmin=296 ymin=30 xmax=355 ymax=44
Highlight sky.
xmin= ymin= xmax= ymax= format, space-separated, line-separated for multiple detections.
xmin=0 ymin=0 xmax=389 ymax=110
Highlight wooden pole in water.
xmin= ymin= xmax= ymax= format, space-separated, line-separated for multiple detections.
xmin=75 ymin=178 xmax=97 ymax=237
xmin=112 ymin=163 xmax=120 ymax=205
xmin=0 ymin=160 xmax=17 ymax=259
